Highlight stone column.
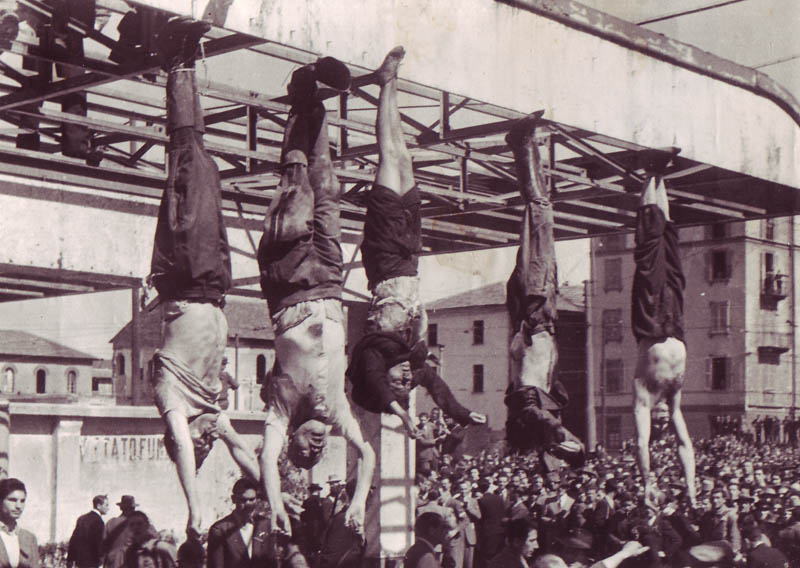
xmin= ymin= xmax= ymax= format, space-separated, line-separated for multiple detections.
xmin=52 ymin=418 xmax=83 ymax=543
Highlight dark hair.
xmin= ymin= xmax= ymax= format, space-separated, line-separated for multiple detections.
xmin=507 ymin=518 xmax=534 ymax=542
xmin=415 ymin=512 xmax=444 ymax=537
xmin=287 ymin=433 xmax=325 ymax=470
xmin=0 ymin=478 xmax=26 ymax=501
xmin=232 ymin=478 xmax=259 ymax=498
xmin=93 ymin=495 xmax=108 ymax=508
xmin=477 ymin=478 xmax=490 ymax=493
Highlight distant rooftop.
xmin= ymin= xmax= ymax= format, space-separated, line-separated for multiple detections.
xmin=0 ymin=330 xmax=97 ymax=361
xmin=110 ymin=298 xmax=275 ymax=346
xmin=427 ymin=282 xmax=585 ymax=312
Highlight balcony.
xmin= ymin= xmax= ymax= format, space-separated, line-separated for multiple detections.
xmin=761 ymin=272 xmax=788 ymax=310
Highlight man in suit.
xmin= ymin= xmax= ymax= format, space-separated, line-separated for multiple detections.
xmin=405 ymin=512 xmax=448 ymax=568
xmin=474 ymin=479 xmax=506 ymax=568
xmin=67 ymin=495 xmax=108 ymax=568
xmin=103 ymin=495 xmax=138 ymax=568
xmin=207 ymin=478 xmax=275 ymax=568
xmin=488 ymin=518 xmax=538 ymax=568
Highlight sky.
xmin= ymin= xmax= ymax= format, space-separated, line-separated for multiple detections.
xmin=2 ymin=0 xmax=797 ymax=358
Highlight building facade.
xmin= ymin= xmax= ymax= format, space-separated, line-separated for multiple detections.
xmin=590 ymin=216 xmax=798 ymax=449
xmin=110 ymin=298 xmax=276 ymax=410
xmin=0 ymin=330 xmax=108 ymax=400
xmin=423 ymin=283 xmax=587 ymax=442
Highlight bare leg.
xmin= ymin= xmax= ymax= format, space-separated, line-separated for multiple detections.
xmin=163 ymin=411 xmax=202 ymax=534
xmin=216 ymin=414 xmax=260 ymax=481
xmin=668 ymin=388 xmax=696 ymax=505
xmin=632 ymin=377 xmax=656 ymax=504
xmin=375 ymin=46 xmax=414 ymax=195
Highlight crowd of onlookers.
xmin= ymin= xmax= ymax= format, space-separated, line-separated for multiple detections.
xmin=8 ymin=411 xmax=800 ymax=567
xmin=380 ymin=412 xmax=800 ymax=568
xmin=710 ymin=413 xmax=800 ymax=446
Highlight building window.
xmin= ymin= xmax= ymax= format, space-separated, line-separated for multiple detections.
xmin=66 ymin=370 xmax=77 ymax=394
xmin=428 ymin=323 xmax=439 ymax=347
xmin=472 ymin=320 xmax=484 ymax=345
xmin=602 ymin=309 xmax=623 ymax=343
xmin=709 ymin=250 xmax=732 ymax=281
xmin=604 ymin=359 xmax=624 ymax=393
xmin=604 ymin=258 xmax=623 ymax=292
xmin=764 ymin=219 xmax=775 ymax=241
xmin=115 ymin=353 xmax=125 ymax=376
xmin=1 ymin=367 xmax=14 ymax=394
xmin=472 ymin=364 xmax=484 ymax=393
xmin=599 ymin=234 xmax=625 ymax=251
xmin=708 ymin=357 xmax=730 ymax=391
xmin=709 ymin=301 xmax=729 ymax=335
xmin=606 ymin=416 xmax=622 ymax=450
xmin=92 ymin=377 xmax=113 ymax=395
xmin=256 ymin=354 xmax=267 ymax=383
xmin=36 ymin=369 xmax=46 ymax=394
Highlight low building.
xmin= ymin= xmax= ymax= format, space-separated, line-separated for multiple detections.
xmin=110 ymin=297 xmax=276 ymax=410
xmin=0 ymin=330 xmax=100 ymax=399
xmin=422 ymin=283 xmax=587 ymax=444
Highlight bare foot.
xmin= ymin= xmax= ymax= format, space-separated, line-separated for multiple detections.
xmin=376 ymin=46 xmax=405 ymax=85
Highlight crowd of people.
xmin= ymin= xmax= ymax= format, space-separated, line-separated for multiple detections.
xmin=380 ymin=428 xmax=799 ymax=568
xmin=709 ymin=414 xmax=800 ymax=447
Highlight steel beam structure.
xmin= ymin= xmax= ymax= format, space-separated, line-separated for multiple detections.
xmin=0 ymin=0 xmax=795 ymax=300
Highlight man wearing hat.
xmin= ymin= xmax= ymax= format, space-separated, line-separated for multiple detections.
xmin=257 ymin=46 xmax=375 ymax=538
xmin=346 ymin=46 xmax=486 ymax=438
xmin=299 ymin=483 xmax=327 ymax=559
xmin=103 ymin=495 xmax=138 ymax=568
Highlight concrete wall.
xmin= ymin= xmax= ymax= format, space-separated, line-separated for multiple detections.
xmin=7 ymin=403 xmax=266 ymax=544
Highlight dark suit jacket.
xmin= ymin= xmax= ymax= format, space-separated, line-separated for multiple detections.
xmin=476 ymin=493 xmax=506 ymax=561
xmin=405 ymin=539 xmax=440 ymax=568
xmin=68 ymin=510 xmax=105 ymax=567
xmin=207 ymin=513 xmax=275 ymax=568
xmin=747 ymin=543 xmax=790 ymax=568
xmin=0 ymin=528 xmax=39 ymax=568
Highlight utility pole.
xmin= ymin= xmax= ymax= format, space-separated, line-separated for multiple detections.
xmin=584 ymin=279 xmax=597 ymax=450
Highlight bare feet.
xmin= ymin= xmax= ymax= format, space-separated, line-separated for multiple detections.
xmin=376 ymin=46 xmax=405 ymax=86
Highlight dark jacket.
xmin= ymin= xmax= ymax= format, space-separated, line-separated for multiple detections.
xmin=67 ymin=510 xmax=105 ymax=567
xmin=207 ymin=513 xmax=275 ymax=568
xmin=347 ymin=332 xmax=471 ymax=424
xmin=476 ymin=493 xmax=506 ymax=563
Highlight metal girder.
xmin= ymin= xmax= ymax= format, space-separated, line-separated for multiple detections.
xmin=0 ymin=0 xmax=794 ymax=298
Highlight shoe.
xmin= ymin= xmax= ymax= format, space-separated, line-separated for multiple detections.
xmin=635 ymin=146 xmax=681 ymax=174
xmin=86 ymin=148 xmax=104 ymax=167
xmin=505 ymin=111 xmax=545 ymax=149
xmin=157 ymin=16 xmax=211 ymax=70
xmin=314 ymin=56 xmax=351 ymax=91
xmin=548 ymin=440 xmax=585 ymax=466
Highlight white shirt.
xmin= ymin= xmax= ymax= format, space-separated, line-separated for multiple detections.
xmin=239 ymin=521 xmax=253 ymax=558
xmin=0 ymin=524 xmax=20 ymax=568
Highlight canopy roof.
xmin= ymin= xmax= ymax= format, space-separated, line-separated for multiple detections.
xmin=0 ymin=0 xmax=797 ymax=301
